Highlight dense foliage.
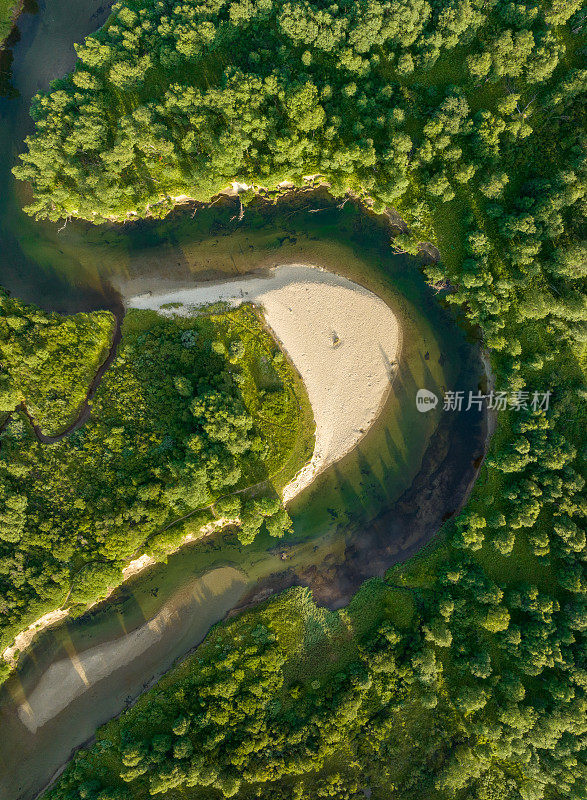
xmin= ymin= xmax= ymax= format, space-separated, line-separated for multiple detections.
xmin=14 ymin=0 xmax=585 ymax=223
xmin=0 ymin=292 xmax=114 ymax=435
xmin=9 ymin=0 xmax=587 ymax=798
xmin=42 ymin=574 xmax=586 ymax=800
xmin=0 ymin=304 xmax=311 ymax=679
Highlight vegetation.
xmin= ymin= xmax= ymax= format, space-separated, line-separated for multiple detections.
xmin=13 ymin=0 xmax=584 ymax=225
xmin=0 ymin=0 xmax=19 ymax=47
xmin=42 ymin=583 xmax=427 ymax=800
xmin=7 ymin=0 xmax=587 ymax=798
xmin=0 ymin=303 xmax=313 ymax=680
xmin=0 ymin=291 xmax=115 ymax=435
xmin=41 ymin=568 xmax=586 ymax=800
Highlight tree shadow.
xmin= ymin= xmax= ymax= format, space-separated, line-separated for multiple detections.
xmin=354 ymin=445 xmax=393 ymax=508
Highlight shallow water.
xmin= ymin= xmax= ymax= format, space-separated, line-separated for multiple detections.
xmin=0 ymin=3 xmax=487 ymax=798
xmin=0 ymin=567 xmax=248 ymax=800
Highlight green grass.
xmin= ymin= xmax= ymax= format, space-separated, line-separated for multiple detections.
xmin=0 ymin=0 xmax=19 ymax=46
xmin=215 ymin=305 xmax=315 ymax=492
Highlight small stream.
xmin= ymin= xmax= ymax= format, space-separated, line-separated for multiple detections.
xmin=0 ymin=3 xmax=490 ymax=799
xmin=9 ymin=299 xmax=124 ymax=442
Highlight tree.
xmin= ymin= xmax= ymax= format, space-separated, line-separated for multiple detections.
xmin=481 ymin=606 xmax=510 ymax=633
xmin=265 ymin=508 xmax=293 ymax=538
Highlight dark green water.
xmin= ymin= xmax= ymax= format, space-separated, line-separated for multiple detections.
xmin=0 ymin=4 xmax=487 ymax=799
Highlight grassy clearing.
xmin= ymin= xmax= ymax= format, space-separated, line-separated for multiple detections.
xmin=217 ymin=305 xmax=315 ymax=493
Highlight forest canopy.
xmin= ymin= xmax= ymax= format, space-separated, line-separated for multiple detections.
xmin=0 ymin=291 xmax=115 ymax=435
xmin=14 ymin=0 xmax=584 ymax=223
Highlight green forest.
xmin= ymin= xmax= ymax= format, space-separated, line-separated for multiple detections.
xmin=4 ymin=0 xmax=587 ymax=798
xmin=0 ymin=300 xmax=312 ymax=679
xmin=0 ymin=292 xmax=115 ymax=435
xmin=12 ymin=0 xmax=586 ymax=229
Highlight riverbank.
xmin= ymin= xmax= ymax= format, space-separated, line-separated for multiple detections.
xmin=2 ymin=610 xmax=69 ymax=669
xmin=16 ymin=566 xmax=247 ymax=734
xmin=0 ymin=288 xmax=312 ymax=678
xmin=1 ymin=514 xmax=241 ymax=670
xmin=1 ymin=259 xmax=402 ymax=693
xmin=127 ymin=264 xmax=402 ymax=503
xmin=0 ymin=0 xmax=24 ymax=49
xmin=1 ymin=358 xmax=487 ymax=800
xmin=0 ymin=204 xmax=448 ymax=735
xmin=0 ymin=567 xmax=248 ymax=800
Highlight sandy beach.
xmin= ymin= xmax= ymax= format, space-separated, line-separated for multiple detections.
xmin=2 ymin=610 xmax=69 ymax=669
xmin=127 ymin=264 xmax=402 ymax=503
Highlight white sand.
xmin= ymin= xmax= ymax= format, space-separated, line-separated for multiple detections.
xmin=126 ymin=264 xmax=401 ymax=502
xmin=122 ymin=553 xmax=154 ymax=580
xmin=17 ymin=567 xmax=246 ymax=733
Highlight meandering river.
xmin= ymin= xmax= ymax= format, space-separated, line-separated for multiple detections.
xmin=0 ymin=3 xmax=489 ymax=799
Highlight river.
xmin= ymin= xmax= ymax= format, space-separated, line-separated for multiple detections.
xmin=0 ymin=3 xmax=488 ymax=799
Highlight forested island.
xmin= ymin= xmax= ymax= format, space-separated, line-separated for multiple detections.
xmin=1 ymin=0 xmax=585 ymax=799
